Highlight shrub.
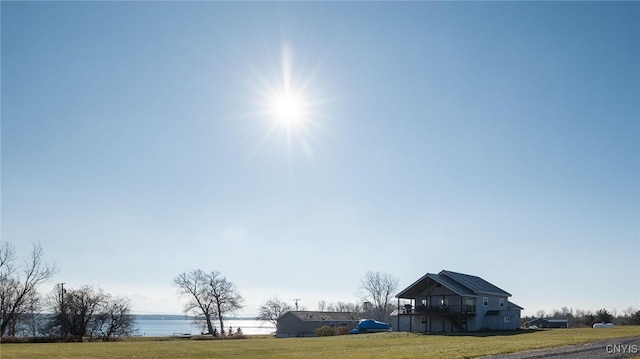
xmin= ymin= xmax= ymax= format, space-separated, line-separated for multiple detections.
xmin=0 ymin=336 xmax=60 ymax=343
xmin=314 ymin=325 xmax=349 ymax=337
xmin=191 ymin=335 xmax=216 ymax=340
xmin=221 ymin=334 xmax=247 ymax=340
xmin=595 ymin=309 xmax=613 ymax=323
xmin=314 ymin=326 xmax=336 ymax=337
xmin=191 ymin=334 xmax=247 ymax=340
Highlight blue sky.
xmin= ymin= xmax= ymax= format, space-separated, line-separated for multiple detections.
xmin=2 ymin=2 xmax=638 ymax=317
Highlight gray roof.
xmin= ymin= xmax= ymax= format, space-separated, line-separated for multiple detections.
xmin=396 ymin=270 xmax=512 ymax=298
xmin=427 ymin=272 xmax=475 ymax=296
xmin=284 ymin=311 xmax=362 ymax=322
xmin=531 ymin=318 xmax=567 ymax=323
xmin=441 ymin=270 xmax=512 ymax=297
xmin=507 ymin=301 xmax=524 ymax=311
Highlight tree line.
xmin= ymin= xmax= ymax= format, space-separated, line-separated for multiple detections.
xmin=524 ymin=306 xmax=640 ymax=327
xmin=0 ymin=241 xmax=404 ymax=340
xmin=0 ymin=241 xmax=248 ymax=340
xmin=173 ymin=270 xmax=400 ymax=334
xmin=257 ymin=270 xmax=400 ymax=326
xmin=4 ymin=240 xmax=638 ymax=341
xmin=0 ymin=241 xmax=136 ymax=341
xmin=45 ymin=284 xmax=136 ymax=341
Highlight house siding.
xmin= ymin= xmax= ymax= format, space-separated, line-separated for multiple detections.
xmin=472 ymin=295 xmax=520 ymax=331
xmin=392 ymin=304 xmax=521 ymax=333
xmin=276 ymin=312 xmax=361 ymax=338
xmin=277 ymin=313 xmax=314 ymax=337
xmin=392 ymin=313 xmax=412 ymax=332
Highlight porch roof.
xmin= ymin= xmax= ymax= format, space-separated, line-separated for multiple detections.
xmin=396 ymin=270 xmax=512 ymax=299
xmin=396 ymin=273 xmax=474 ymax=298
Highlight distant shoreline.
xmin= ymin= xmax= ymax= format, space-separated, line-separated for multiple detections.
xmin=133 ymin=314 xmax=261 ymax=321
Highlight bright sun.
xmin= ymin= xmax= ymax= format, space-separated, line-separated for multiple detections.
xmin=270 ymin=91 xmax=306 ymax=127
xmin=252 ymin=42 xmax=328 ymax=161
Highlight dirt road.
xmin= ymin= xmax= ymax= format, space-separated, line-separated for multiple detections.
xmin=479 ymin=336 xmax=640 ymax=359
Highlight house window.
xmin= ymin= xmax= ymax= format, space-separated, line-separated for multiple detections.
xmin=499 ymin=298 xmax=505 ymax=307
xmin=483 ymin=297 xmax=489 ymax=306
xmin=421 ymin=316 xmax=426 ymax=325
xmin=340 ymin=322 xmax=347 ymax=327
xmin=504 ymin=316 xmax=510 ymax=323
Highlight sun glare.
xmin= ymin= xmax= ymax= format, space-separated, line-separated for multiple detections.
xmin=249 ymin=42 xmax=331 ymax=162
xmin=270 ymin=91 xmax=306 ymax=127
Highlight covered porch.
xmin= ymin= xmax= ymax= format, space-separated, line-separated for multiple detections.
xmin=394 ymin=272 xmax=478 ymax=332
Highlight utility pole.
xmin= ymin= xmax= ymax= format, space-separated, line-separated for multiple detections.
xmin=363 ymin=301 xmax=371 ymax=319
xmin=59 ymin=283 xmax=65 ymax=341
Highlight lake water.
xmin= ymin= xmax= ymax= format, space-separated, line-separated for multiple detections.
xmin=135 ymin=317 xmax=275 ymax=337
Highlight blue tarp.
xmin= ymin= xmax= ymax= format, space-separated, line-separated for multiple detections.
xmin=350 ymin=319 xmax=391 ymax=334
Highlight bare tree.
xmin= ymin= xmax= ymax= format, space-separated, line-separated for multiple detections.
xmin=258 ymin=297 xmax=292 ymax=327
xmin=47 ymin=285 xmax=106 ymax=341
xmin=630 ymin=310 xmax=640 ymax=325
xmin=327 ymin=301 xmax=363 ymax=314
xmin=174 ymin=270 xmax=216 ymax=335
xmin=45 ymin=285 xmax=136 ymax=341
xmin=317 ymin=300 xmax=326 ymax=312
xmin=207 ymin=271 xmax=243 ymax=335
xmin=0 ymin=241 xmax=56 ymax=337
xmin=174 ymin=269 xmax=244 ymax=336
xmin=623 ymin=307 xmax=637 ymax=318
xmin=560 ymin=307 xmax=573 ymax=318
xmin=359 ymin=271 xmax=398 ymax=323
xmin=96 ymin=295 xmax=136 ymax=341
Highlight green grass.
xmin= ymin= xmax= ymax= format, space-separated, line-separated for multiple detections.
xmin=2 ymin=327 xmax=640 ymax=359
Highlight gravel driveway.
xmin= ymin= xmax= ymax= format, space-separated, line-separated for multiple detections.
xmin=478 ymin=336 xmax=640 ymax=359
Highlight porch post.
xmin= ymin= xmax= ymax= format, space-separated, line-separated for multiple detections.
xmin=397 ymin=297 xmax=400 ymax=331
xmin=409 ymin=299 xmax=412 ymax=332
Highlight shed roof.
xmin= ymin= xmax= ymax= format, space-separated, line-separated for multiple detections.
xmin=531 ymin=318 xmax=568 ymax=323
xmin=396 ymin=270 xmax=512 ymax=298
xmin=283 ymin=311 xmax=362 ymax=322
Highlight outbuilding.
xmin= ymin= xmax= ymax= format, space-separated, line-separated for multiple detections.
xmin=276 ymin=311 xmax=363 ymax=337
xmin=528 ymin=318 xmax=569 ymax=328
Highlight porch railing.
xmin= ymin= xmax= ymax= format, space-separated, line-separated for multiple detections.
xmin=403 ymin=304 xmax=476 ymax=314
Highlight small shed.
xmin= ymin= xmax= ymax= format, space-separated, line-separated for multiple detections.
xmin=276 ymin=311 xmax=363 ymax=337
xmin=528 ymin=318 xmax=569 ymax=328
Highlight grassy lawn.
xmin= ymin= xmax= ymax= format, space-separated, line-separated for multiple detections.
xmin=2 ymin=327 xmax=640 ymax=359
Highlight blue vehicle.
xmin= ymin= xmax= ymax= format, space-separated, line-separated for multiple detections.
xmin=350 ymin=319 xmax=391 ymax=334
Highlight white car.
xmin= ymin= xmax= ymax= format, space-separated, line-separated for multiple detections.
xmin=592 ymin=322 xmax=615 ymax=328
